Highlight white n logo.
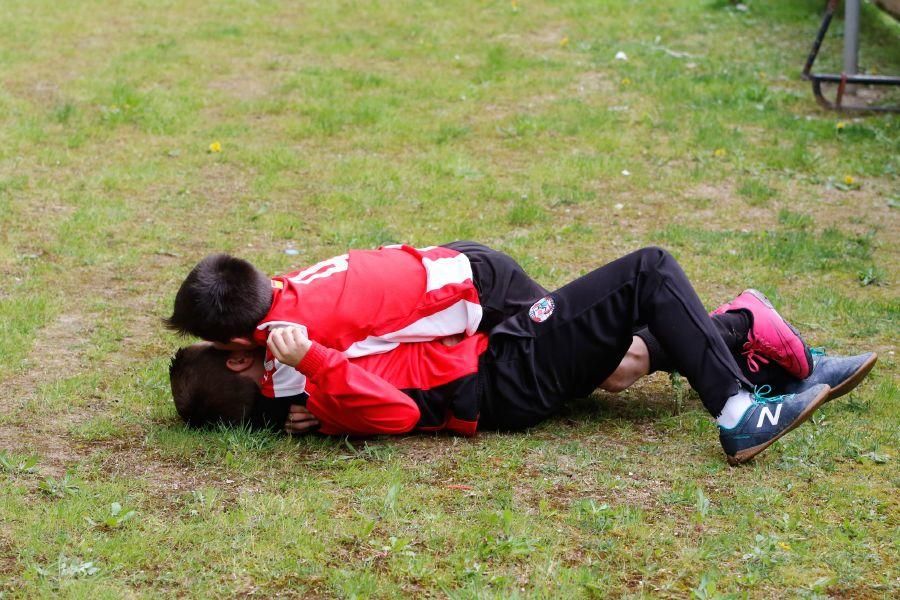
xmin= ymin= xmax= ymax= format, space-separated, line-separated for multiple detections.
xmin=756 ymin=404 xmax=782 ymax=428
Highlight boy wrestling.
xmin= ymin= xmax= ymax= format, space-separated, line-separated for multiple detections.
xmin=167 ymin=246 xmax=875 ymax=464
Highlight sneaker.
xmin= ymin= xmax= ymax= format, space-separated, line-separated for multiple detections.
xmin=777 ymin=350 xmax=877 ymax=402
xmin=719 ymin=383 xmax=830 ymax=465
xmin=712 ymin=289 xmax=813 ymax=380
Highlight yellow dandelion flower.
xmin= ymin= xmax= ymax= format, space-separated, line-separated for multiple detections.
xmin=714 ymin=148 xmax=727 ymax=158
xmin=208 ymin=141 xmax=222 ymax=153
xmin=843 ymin=175 xmax=855 ymax=185
xmin=836 ymin=121 xmax=846 ymax=130
xmin=560 ymin=36 xmax=569 ymax=48
xmin=778 ymin=542 xmax=790 ymax=551
xmin=621 ymin=77 xmax=631 ymax=85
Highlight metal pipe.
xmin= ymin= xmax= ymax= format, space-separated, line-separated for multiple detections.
xmin=843 ymin=0 xmax=861 ymax=94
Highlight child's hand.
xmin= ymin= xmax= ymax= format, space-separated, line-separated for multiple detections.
xmin=267 ymin=326 xmax=312 ymax=367
xmin=284 ymin=404 xmax=319 ymax=434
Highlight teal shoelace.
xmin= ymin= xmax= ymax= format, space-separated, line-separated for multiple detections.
xmin=752 ymin=384 xmax=789 ymax=405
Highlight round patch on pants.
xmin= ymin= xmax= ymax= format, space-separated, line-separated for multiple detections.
xmin=529 ymin=296 xmax=555 ymax=323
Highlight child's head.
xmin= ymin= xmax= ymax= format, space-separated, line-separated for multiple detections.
xmin=165 ymin=253 xmax=272 ymax=344
xmin=169 ymin=343 xmax=289 ymax=430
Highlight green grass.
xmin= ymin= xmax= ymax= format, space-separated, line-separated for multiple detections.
xmin=1 ymin=0 xmax=898 ymax=597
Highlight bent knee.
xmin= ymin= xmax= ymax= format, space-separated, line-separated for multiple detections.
xmin=600 ymin=378 xmax=629 ymax=394
xmin=599 ymin=370 xmax=634 ymax=394
xmin=637 ymin=246 xmax=672 ymax=261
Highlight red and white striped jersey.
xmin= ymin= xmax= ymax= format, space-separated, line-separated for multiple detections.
xmin=252 ymin=245 xmax=483 ymax=398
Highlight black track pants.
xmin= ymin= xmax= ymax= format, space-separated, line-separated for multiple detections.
xmin=478 ymin=247 xmax=750 ymax=430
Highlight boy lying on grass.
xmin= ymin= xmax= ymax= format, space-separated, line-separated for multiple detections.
xmin=167 ymin=245 xmax=876 ymax=464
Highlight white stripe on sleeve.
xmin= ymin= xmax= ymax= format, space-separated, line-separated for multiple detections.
xmin=422 ymin=254 xmax=474 ymax=292
xmin=343 ymin=300 xmax=483 ymax=358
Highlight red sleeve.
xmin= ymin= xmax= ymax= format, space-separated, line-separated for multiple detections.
xmin=297 ymin=342 xmax=420 ymax=436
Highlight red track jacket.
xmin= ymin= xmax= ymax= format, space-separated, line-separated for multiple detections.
xmin=295 ymin=333 xmax=490 ymax=436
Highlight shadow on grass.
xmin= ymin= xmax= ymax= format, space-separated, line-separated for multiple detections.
xmin=560 ymin=389 xmax=691 ymax=424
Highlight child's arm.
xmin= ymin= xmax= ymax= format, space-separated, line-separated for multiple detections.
xmin=267 ymin=327 xmax=421 ymax=436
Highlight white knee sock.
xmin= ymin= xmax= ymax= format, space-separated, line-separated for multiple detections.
xmin=716 ymin=390 xmax=754 ymax=428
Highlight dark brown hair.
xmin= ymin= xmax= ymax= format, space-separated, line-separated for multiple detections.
xmin=169 ymin=345 xmax=257 ymax=427
xmin=165 ymin=254 xmax=272 ymax=343
xmin=168 ymin=345 xmax=292 ymax=430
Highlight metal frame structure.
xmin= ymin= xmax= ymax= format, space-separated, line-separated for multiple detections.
xmin=802 ymin=0 xmax=900 ymax=112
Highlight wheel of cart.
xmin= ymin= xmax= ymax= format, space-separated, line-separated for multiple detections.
xmin=802 ymin=0 xmax=900 ymax=112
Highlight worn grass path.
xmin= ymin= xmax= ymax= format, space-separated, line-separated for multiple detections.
xmin=1 ymin=0 xmax=897 ymax=597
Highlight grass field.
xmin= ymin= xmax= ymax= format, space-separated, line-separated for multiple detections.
xmin=1 ymin=0 xmax=898 ymax=597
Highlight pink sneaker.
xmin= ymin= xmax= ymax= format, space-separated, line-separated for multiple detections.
xmin=712 ymin=289 xmax=813 ymax=379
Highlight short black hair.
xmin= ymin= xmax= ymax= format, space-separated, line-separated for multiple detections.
xmin=165 ymin=254 xmax=272 ymax=343
xmin=168 ymin=345 xmax=291 ymax=431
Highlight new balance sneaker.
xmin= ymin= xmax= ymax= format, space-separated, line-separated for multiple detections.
xmin=719 ymin=383 xmax=830 ymax=465
xmin=777 ymin=350 xmax=877 ymax=402
xmin=712 ymin=289 xmax=813 ymax=380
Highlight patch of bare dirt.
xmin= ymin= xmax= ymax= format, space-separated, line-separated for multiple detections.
xmin=0 ymin=307 xmax=99 ymax=474
xmin=200 ymin=157 xmax=251 ymax=193
xmin=0 ymin=523 xmax=17 ymax=575
xmin=207 ymin=75 xmax=269 ymax=102
xmin=518 ymin=22 xmax=571 ymax=50
xmin=5 ymin=222 xmax=110 ymax=474
xmin=783 ymin=177 xmax=899 ymax=241
xmin=1 ymin=310 xmax=94 ymax=415
xmin=0 ymin=272 xmax=165 ymax=476
xmin=573 ymin=71 xmax=614 ymax=96
xmin=676 ymin=182 xmax=780 ymax=232
xmin=0 ymin=427 xmax=88 ymax=477
xmin=91 ymin=443 xmax=244 ymax=499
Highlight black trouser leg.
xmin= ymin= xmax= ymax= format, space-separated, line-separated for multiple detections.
xmin=635 ymin=312 xmax=749 ymax=373
xmin=481 ymin=247 xmax=750 ymax=430
xmin=635 ymin=312 xmax=793 ymax=387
